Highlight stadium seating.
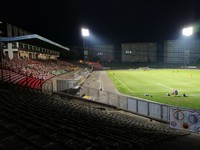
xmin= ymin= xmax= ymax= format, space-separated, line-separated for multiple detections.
xmin=0 ymin=82 xmax=187 ymax=150
xmin=1 ymin=58 xmax=79 ymax=91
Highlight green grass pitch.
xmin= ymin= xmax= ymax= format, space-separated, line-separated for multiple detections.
xmin=107 ymin=69 xmax=200 ymax=110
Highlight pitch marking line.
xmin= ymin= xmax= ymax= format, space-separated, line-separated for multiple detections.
xmin=115 ymin=76 xmax=133 ymax=93
xmin=157 ymin=83 xmax=172 ymax=90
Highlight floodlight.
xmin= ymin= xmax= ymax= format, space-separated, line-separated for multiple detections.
xmin=81 ymin=28 xmax=89 ymax=37
xmin=182 ymin=27 xmax=193 ymax=36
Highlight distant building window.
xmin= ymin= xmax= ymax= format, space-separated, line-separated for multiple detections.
xmin=28 ymin=45 xmax=32 ymax=50
xmin=19 ymin=43 xmax=23 ymax=49
xmin=24 ymin=44 xmax=28 ymax=49
xmin=126 ymin=50 xmax=132 ymax=54
xmin=97 ymin=52 xmax=103 ymax=56
xmin=39 ymin=47 xmax=42 ymax=52
xmin=3 ymin=43 xmax=7 ymax=49
xmin=12 ymin=42 xmax=17 ymax=48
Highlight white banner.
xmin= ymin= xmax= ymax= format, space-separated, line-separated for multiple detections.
xmin=170 ymin=108 xmax=200 ymax=132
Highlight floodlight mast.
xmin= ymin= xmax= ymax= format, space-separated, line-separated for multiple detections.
xmin=182 ymin=27 xmax=193 ymax=36
xmin=182 ymin=26 xmax=193 ymax=66
xmin=81 ymin=28 xmax=90 ymax=37
xmin=81 ymin=28 xmax=90 ymax=62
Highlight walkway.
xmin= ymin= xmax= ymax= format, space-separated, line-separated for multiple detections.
xmin=82 ymin=71 xmax=119 ymax=94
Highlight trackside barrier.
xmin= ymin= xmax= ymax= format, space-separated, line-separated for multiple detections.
xmin=80 ymin=86 xmax=191 ymax=122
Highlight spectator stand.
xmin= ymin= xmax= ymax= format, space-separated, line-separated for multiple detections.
xmin=0 ymin=34 xmax=70 ymax=92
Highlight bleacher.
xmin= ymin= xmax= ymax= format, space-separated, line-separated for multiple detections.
xmin=0 ymin=82 xmax=188 ymax=150
xmin=1 ymin=59 xmax=79 ymax=91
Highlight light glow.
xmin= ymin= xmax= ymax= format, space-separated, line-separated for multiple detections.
xmin=81 ymin=28 xmax=89 ymax=37
xmin=182 ymin=27 xmax=193 ymax=36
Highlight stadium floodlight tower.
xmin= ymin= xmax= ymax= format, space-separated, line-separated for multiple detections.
xmin=82 ymin=28 xmax=89 ymax=37
xmin=182 ymin=26 xmax=193 ymax=65
xmin=182 ymin=26 xmax=193 ymax=36
xmin=81 ymin=28 xmax=90 ymax=62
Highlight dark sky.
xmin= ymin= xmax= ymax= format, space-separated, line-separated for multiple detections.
xmin=1 ymin=0 xmax=200 ymax=46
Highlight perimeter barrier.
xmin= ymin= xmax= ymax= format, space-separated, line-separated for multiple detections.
xmin=80 ymin=86 xmax=182 ymax=122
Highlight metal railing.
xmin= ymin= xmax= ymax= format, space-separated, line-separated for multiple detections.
xmin=80 ymin=86 xmax=184 ymax=122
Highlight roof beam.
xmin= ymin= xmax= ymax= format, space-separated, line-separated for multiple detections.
xmin=0 ymin=34 xmax=69 ymax=51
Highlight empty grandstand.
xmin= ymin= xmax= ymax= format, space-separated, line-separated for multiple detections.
xmin=1 ymin=82 xmax=198 ymax=150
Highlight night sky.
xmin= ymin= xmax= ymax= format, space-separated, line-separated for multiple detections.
xmin=1 ymin=0 xmax=200 ymax=46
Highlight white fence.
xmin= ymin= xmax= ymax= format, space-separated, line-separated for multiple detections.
xmin=80 ymin=86 xmax=177 ymax=122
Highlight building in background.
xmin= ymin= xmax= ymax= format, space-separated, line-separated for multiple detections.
xmin=3 ymin=42 xmax=60 ymax=60
xmin=164 ymin=39 xmax=200 ymax=64
xmin=0 ymin=20 xmax=64 ymax=60
xmin=88 ymin=44 xmax=114 ymax=62
xmin=0 ymin=21 xmax=30 ymax=37
xmin=121 ymin=42 xmax=157 ymax=63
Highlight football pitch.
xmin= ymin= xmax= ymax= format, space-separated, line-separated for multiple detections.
xmin=107 ymin=69 xmax=200 ymax=110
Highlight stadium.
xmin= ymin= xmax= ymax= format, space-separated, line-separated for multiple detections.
xmin=0 ymin=19 xmax=200 ymax=150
